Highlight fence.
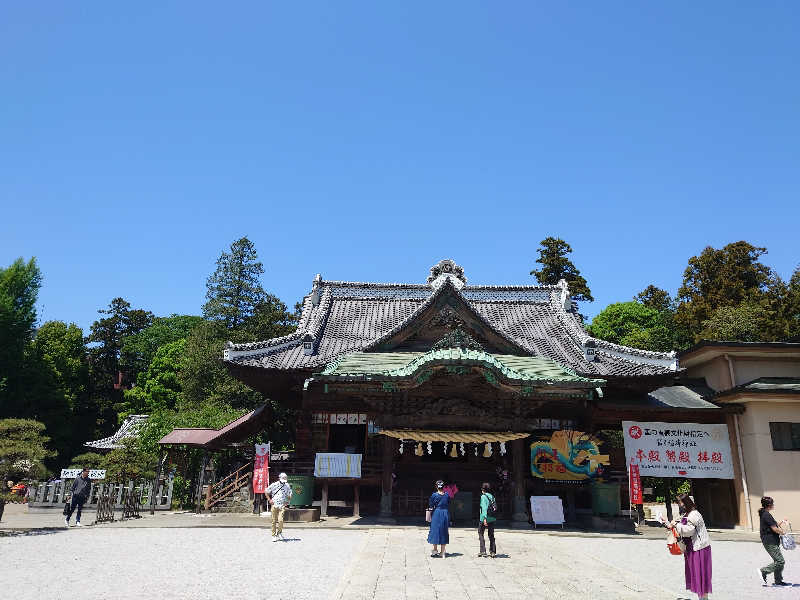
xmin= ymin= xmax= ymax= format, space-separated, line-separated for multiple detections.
xmin=29 ymin=475 xmax=174 ymax=511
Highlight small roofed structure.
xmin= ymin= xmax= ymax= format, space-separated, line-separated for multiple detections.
xmin=157 ymin=404 xmax=271 ymax=450
xmin=85 ymin=414 xmax=149 ymax=450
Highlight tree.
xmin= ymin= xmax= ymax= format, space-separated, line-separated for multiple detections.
xmin=86 ymin=298 xmax=154 ymax=436
xmin=635 ymin=285 xmax=674 ymax=313
xmin=587 ymin=302 xmax=674 ymax=352
xmin=120 ymin=314 xmax=204 ymax=381
xmin=675 ymin=242 xmax=778 ymax=340
xmin=782 ymin=267 xmax=800 ymax=340
xmin=0 ymin=419 xmax=55 ymax=520
xmin=0 ymin=257 xmax=42 ymax=403
xmin=699 ymin=302 xmax=770 ymax=342
xmin=203 ymin=237 xmax=267 ymax=329
xmin=122 ymin=339 xmax=186 ymax=415
xmin=530 ymin=237 xmax=594 ymax=302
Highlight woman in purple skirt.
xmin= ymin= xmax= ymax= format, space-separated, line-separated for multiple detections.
xmin=668 ymin=493 xmax=712 ymax=599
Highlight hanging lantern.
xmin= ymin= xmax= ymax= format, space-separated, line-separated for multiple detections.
xmin=449 ymin=442 xmax=458 ymax=458
xmin=459 ymin=442 xmax=465 ymax=456
xmin=415 ymin=443 xmax=423 ymax=456
xmin=426 ymin=441 xmax=432 ymax=454
xmin=499 ymin=442 xmax=506 ymax=456
xmin=483 ymin=442 xmax=492 ymax=458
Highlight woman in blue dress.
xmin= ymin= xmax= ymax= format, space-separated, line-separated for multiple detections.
xmin=427 ymin=480 xmax=450 ymax=557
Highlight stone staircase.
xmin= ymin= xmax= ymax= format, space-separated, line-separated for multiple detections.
xmin=211 ymin=487 xmax=254 ymax=513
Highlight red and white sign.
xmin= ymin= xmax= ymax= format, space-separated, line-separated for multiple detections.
xmin=622 ymin=421 xmax=733 ymax=479
xmin=253 ymin=443 xmax=270 ymax=494
xmin=629 ymin=463 xmax=643 ymax=504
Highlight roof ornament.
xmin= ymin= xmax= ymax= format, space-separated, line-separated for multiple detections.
xmin=302 ymin=333 xmax=315 ymax=356
xmin=427 ymin=259 xmax=467 ymax=289
xmin=431 ymin=327 xmax=484 ymax=351
xmin=583 ymin=339 xmax=597 ymax=362
xmin=558 ymin=279 xmax=572 ymax=311
xmin=311 ymin=273 xmax=323 ymax=306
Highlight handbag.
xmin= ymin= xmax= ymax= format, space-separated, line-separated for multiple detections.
xmin=666 ymin=526 xmax=685 ymax=556
xmin=62 ymin=501 xmax=70 ymax=516
xmin=781 ymin=522 xmax=796 ymax=551
xmin=425 ymin=509 xmax=433 ymax=523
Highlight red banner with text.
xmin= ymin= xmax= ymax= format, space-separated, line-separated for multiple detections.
xmin=253 ymin=443 xmax=270 ymax=494
xmin=629 ymin=463 xmax=642 ymax=504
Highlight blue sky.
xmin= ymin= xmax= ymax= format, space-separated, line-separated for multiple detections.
xmin=2 ymin=2 xmax=798 ymax=334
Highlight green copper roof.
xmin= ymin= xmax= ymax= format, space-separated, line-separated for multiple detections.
xmin=317 ymin=349 xmax=604 ymax=386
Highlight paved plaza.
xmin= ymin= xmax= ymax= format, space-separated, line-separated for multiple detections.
xmin=2 ymin=508 xmax=799 ymax=600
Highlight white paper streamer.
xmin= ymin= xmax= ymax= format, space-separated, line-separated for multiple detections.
xmin=500 ymin=442 xmax=506 ymax=455
xmin=460 ymin=442 xmax=465 ymax=456
xmin=427 ymin=441 xmax=432 ymax=454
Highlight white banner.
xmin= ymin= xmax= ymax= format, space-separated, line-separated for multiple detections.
xmin=313 ymin=453 xmax=362 ymax=478
xmin=621 ymin=421 xmax=733 ymax=479
xmin=530 ymin=496 xmax=565 ymax=525
xmin=60 ymin=469 xmax=106 ymax=479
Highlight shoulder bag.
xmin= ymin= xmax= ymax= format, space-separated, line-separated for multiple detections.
xmin=781 ymin=522 xmax=796 ymax=551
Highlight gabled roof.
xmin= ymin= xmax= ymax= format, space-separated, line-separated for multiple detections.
xmin=223 ymin=259 xmax=678 ymax=378
xmin=715 ymin=377 xmax=800 ymax=400
xmin=85 ymin=415 xmax=148 ymax=450
xmin=157 ymin=404 xmax=269 ymax=449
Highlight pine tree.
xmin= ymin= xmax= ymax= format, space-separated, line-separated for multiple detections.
xmin=530 ymin=237 xmax=594 ymax=302
xmin=203 ymin=237 xmax=266 ymax=329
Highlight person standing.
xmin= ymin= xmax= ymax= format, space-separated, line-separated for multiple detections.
xmin=668 ymin=493 xmax=712 ymax=600
xmin=758 ymin=496 xmax=790 ymax=586
xmin=65 ymin=467 xmax=91 ymax=527
xmin=265 ymin=472 xmax=292 ymax=541
xmin=477 ymin=482 xmax=497 ymax=558
xmin=427 ymin=480 xmax=450 ymax=557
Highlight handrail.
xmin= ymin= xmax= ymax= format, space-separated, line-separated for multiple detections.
xmin=205 ymin=463 xmax=252 ymax=509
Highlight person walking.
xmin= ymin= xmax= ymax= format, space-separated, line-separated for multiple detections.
xmin=65 ymin=467 xmax=91 ymax=527
xmin=477 ymin=482 xmax=497 ymax=558
xmin=758 ymin=496 xmax=790 ymax=587
xmin=427 ymin=480 xmax=450 ymax=558
xmin=667 ymin=493 xmax=712 ymax=600
xmin=265 ymin=472 xmax=293 ymax=542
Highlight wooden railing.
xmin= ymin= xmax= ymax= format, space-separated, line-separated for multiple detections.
xmin=205 ymin=463 xmax=252 ymax=509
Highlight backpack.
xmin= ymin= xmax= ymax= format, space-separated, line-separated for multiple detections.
xmin=486 ymin=493 xmax=498 ymax=518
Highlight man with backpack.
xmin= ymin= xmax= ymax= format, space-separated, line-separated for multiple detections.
xmin=478 ymin=482 xmax=497 ymax=558
xmin=265 ymin=472 xmax=293 ymax=541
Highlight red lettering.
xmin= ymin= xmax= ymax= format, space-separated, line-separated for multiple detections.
xmin=678 ymin=451 xmax=690 ymax=463
xmin=666 ymin=450 xmax=677 ymax=463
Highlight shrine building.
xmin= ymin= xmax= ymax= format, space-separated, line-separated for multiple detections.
xmin=221 ymin=259 xmax=739 ymax=527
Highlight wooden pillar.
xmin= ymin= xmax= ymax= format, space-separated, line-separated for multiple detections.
xmin=150 ymin=451 xmax=165 ymax=515
xmin=353 ymin=483 xmax=360 ymax=518
xmin=321 ymin=480 xmax=329 ymax=518
xmin=379 ymin=436 xmax=396 ymax=520
xmin=195 ymin=451 xmax=209 ymax=514
xmin=511 ymin=438 xmax=529 ymax=525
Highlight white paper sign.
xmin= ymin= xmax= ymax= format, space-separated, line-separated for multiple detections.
xmin=622 ymin=421 xmax=733 ymax=479
xmin=61 ymin=469 xmax=106 ymax=479
xmin=530 ymin=495 xmax=565 ymax=525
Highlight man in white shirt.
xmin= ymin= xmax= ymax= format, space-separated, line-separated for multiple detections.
xmin=265 ymin=472 xmax=293 ymax=541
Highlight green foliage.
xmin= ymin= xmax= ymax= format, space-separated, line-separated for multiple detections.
xmin=530 ymin=237 xmax=594 ymax=302
xmin=203 ymin=237 xmax=267 ymax=329
xmin=635 ymin=285 xmax=674 ymax=313
xmin=676 ymin=242 xmax=778 ymax=340
xmin=699 ymin=302 xmax=770 ymax=342
xmin=588 ymin=302 xmax=675 ymax=352
xmin=0 ymin=419 xmax=55 ymax=494
xmin=122 ymin=339 xmax=186 ymax=415
xmin=87 ymin=298 xmax=154 ymax=437
xmin=121 ymin=314 xmax=204 ymax=381
xmin=68 ymin=452 xmax=106 ymax=469
xmin=783 ymin=267 xmax=800 ymax=339
xmin=104 ymin=439 xmax=156 ymax=482
xmin=32 ymin=321 xmax=88 ymax=411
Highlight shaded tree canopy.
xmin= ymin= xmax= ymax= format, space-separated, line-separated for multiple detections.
xmin=121 ymin=314 xmax=204 ymax=380
xmin=635 ymin=285 xmax=674 ymax=313
xmin=530 ymin=237 xmax=593 ymax=302
xmin=699 ymin=302 xmax=770 ymax=342
xmin=123 ymin=338 xmax=186 ymax=415
xmin=675 ymin=241 xmax=779 ymax=339
xmin=587 ymin=302 xmax=674 ymax=352
xmin=203 ymin=237 xmax=266 ymax=329
xmin=0 ymin=419 xmax=55 ymax=495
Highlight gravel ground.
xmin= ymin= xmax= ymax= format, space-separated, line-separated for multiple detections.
xmin=0 ymin=527 xmax=365 ymax=600
xmin=553 ymin=535 xmax=800 ymax=599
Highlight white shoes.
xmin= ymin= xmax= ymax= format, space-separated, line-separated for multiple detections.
xmin=278 ymin=533 xmax=285 ymax=541
xmin=271 ymin=535 xmax=279 ymax=542
xmin=64 ymin=518 xmax=70 ymax=527
xmin=75 ymin=522 xmax=83 ymax=527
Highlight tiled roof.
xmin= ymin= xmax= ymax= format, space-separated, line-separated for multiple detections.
xmin=224 ymin=260 xmax=678 ymax=378
xmin=716 ymin=377 xmax=800 ymax=397
xmin=85 ymin=415 xmax=148 ymax=449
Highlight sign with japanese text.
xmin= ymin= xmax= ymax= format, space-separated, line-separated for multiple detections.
xmin=629 ymin=464 xmax=642 ymax=504
xmin=622 ymin=421 xmax=733 ymax=479
xmin=530 ymin=496 xmax=565 ymax=525
xmin=253 ymin=443 xmax=270 ymax=494
xmin=60 ymin=469 xmax=105 ymax=480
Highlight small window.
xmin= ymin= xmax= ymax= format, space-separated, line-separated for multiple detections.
xmin=769 ymin=422 xmax=800 ymax=451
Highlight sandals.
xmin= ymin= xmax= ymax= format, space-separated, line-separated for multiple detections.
xmin=430 ymin=552 xmax=440 ymax=558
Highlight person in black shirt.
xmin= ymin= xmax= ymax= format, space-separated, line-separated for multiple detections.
xmin=758 ymin=496 xmax=789 ymax=586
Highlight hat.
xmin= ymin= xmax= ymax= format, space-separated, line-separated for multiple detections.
xmin=279 ymin=472 xmax=288 ymax=482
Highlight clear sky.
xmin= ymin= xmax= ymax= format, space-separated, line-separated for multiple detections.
xmin=2 ymin=2 xmax=798 ymax=334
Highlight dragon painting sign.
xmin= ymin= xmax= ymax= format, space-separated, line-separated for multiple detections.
xmin=530 ymin=430 xmax=610 ymax=481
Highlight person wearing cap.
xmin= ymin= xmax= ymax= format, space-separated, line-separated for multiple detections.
xmin=265 ymin=473 xmax=293 ymax=541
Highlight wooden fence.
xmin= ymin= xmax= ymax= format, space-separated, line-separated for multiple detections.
xmin=29 ymin=475 xmax=174 ymax=511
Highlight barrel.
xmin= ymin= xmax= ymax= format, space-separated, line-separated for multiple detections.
xmin=591 ymin=482 xmax=620 ymax=516
xmin=287 ymin=475 xmax=314 ymax=507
